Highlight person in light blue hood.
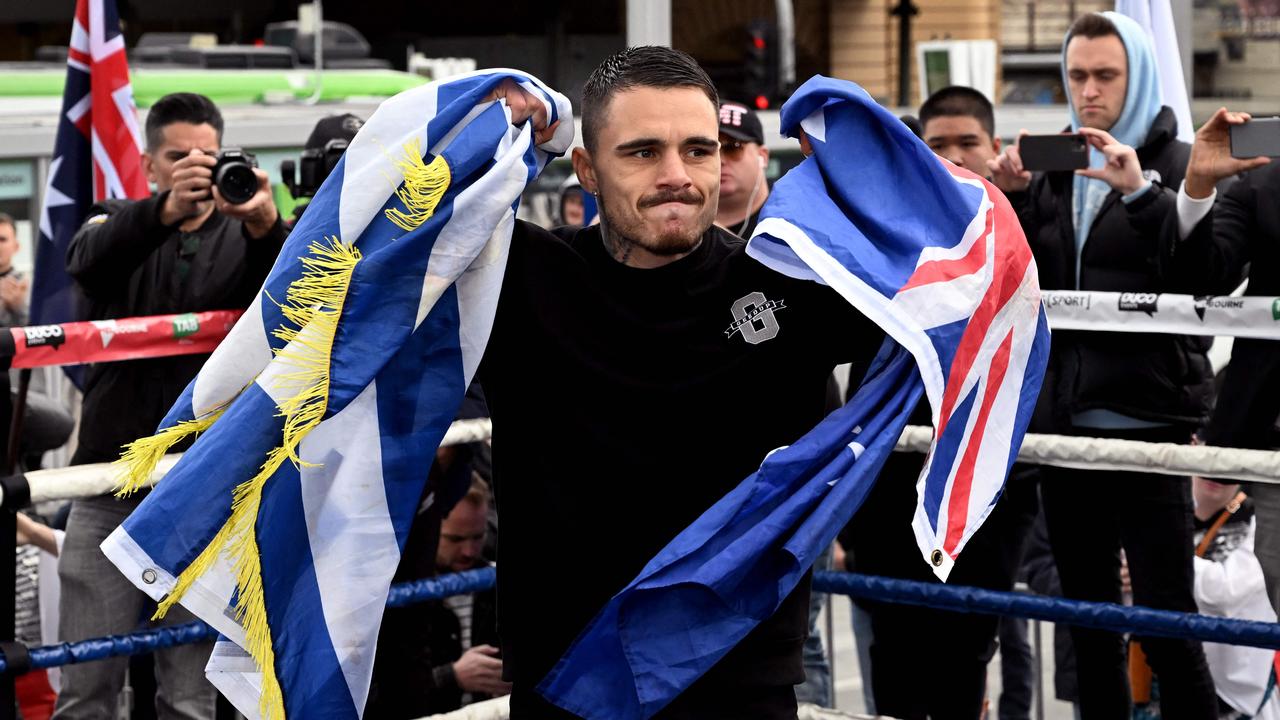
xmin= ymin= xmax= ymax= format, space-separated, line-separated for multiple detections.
xmin=1065 ymin=11 xmax=1164 ymax=276
xmin=989 ymin=11 xmax=1218 ymax=720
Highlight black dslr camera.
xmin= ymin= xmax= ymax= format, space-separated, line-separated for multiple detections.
xmin=211 ymin=148 xmax=260 ymax=205
xmin=281 ymin=139 xmax=349 ymax=199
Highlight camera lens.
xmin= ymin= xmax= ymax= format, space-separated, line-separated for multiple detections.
xmin=216 ymin=163 xmax=257 ymax=204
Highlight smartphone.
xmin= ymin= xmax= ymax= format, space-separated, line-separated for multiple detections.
xmin=1019 ymin=134 xmax=1089 ymax=172
xmin=1230 ymin=117 xmax=1280 ymax=158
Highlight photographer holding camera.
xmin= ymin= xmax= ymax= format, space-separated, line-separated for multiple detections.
xmin=55 ymin=93 xmax=285 ymax=720
xmin=282 ymin=113 xmax=363 ymax=226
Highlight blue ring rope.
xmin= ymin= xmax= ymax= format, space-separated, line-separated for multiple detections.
xmin=5 ymin=567 xmax=497 ymax=674
xmin=7 ymin=567 xmax=1279 ymax=674
xmin=812 ymin=571 xmax=1280 ymax=650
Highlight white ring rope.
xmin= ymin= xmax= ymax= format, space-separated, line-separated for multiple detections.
xmin=897 ymin=425 xmax=1280 ymax=484
xmin=10 ymin=417 xmax=1277 ymax=508
xmin=1042 ymin=290 xmax=1280 ymax=339
xmin=7 ymin=418 xmax=495 ymax=506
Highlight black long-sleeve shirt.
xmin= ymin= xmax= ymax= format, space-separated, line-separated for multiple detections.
xmin=66 ymin=191 xmax=285 ymax=464
xmin=478 ymin=221 xmax=881 ymax=714
xmin=1160 ymin=163 xmax=1280 ymax=450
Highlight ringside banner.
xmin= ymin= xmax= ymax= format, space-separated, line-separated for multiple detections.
xmin=4 ymin=310 xmax=242 ymax=369
xmin=1042 ymin=291 xmax=1280 ymax=339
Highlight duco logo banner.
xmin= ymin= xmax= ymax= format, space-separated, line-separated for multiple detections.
xmin=1118 ymin=292 xmax=1159 ymax=316
xmin=23 ymin=325 xmax=66 ymax=349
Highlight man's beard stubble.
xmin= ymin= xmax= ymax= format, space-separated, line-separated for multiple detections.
xmin=597 ymin=187 xmax=713 ymax=261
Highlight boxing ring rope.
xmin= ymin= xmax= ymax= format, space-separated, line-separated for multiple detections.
xmin=896 ymin=426 xmax=1280 ymax=483
xmin=2 ymin=417 xmax=1272 ymax=510
xmin=0 ymin=568 xmax=495 ymax=676
xmin=1 ymin=291 xmax=1275 ymax=712
xmin=4 ymin=567 xmax=1280 ymax=705
xmin=0 ymin=418 xmax=495 ymax=507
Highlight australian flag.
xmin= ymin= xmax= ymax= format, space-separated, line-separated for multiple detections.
xmin=538 ymin=76 xmax=1051 ymax=719
xmin=32 ymin=0 xmax=148 ymax=328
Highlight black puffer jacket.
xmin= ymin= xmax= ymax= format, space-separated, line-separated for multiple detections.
xmin=1160 ymin=162 xmax=1280 ymax=450
xmin=1009 ymin=107 xmax=1205 ymax=430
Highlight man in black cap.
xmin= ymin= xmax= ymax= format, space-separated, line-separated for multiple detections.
xmin=288 ymin=112 xmax=364 ymax=226
xmin=714 ymin=101 xmax=770 ymax=238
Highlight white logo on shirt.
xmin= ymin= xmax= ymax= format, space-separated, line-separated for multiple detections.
xmin=725 ymin=291 xmax=786 ymax=344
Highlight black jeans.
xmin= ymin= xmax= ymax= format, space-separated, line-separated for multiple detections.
xmin=1039 ymin=425 xmax=1217 ymax=720
xmin=998 ymin=616 xmax=1035 ymax=720
xmin=845 ymin=453 xmax=1040 ymax=720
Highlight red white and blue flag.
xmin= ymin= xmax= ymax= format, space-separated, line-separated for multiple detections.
xmin=539 ymin=76 xmax=1050 ymax=719
xmin=31 ymin=0 xmax=147 ymax=327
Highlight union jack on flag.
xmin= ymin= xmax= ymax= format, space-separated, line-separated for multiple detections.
xmin=31 ymin=0 xmax=148 ymax=327
xmin=756 ymin=78 xmax=1052 ymax=578
xmin=539 ymin=76 xmax=1050 ymax=719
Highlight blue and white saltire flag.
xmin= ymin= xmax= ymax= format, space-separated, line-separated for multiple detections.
xmin=538 ymin=76 xmax=1050 ymax=720
xmin=101 ymin=70 xmax=573 ymax=719
xmin=1115 ymin=0 xmax=1194 ymax=143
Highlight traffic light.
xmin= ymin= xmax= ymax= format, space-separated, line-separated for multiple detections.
xmin=745 ymin=20 xmax=775 ymax=109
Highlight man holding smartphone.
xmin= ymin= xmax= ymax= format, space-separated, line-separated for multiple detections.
xmin=1161 ymin=107 xmax=1280 ymax=619
xmin=988 ymin=12 xmax=1218 ymax=718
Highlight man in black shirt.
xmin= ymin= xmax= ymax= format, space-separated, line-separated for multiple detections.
xmin=1163 ymin=107 xmax=1280 ymax=613
xmin=478 ymin=47 xmax=881 ymax=719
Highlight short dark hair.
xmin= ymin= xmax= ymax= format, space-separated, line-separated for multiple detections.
xmin=0 ymin=212 xmax=14 ymax=233
xmin=580 ymin=46 xmax=718 ymax=152
xmin=1067 ymin=13 xmax=1120 ymax=43
xmin=919 ymin=86 xmax=996 ymax=139
xmin=145 ymin=93 xmax=223 ymax=150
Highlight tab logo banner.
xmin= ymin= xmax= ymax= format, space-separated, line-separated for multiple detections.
xmin=172 ymin=313 xmax=200 ymax=339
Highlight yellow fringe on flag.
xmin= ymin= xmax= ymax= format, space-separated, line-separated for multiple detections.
xmin=113 ymin=409 xmax=226 ymax=497
xmin=144 ymin=136 xmax=454 ymax=718
xmin=152 ymin=237 xmax=362 ymax=720
xmin=384 ymin=139 xmax=451 ymax=232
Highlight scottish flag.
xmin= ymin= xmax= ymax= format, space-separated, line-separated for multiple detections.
xmin=101 ymin=70 xmax=573 ymax=719
xmin=538 ymin=76 xmax=1050 ymax=719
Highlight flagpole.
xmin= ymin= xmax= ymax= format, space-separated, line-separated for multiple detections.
xmin=304 ymin=0 xmax=324 ymax=105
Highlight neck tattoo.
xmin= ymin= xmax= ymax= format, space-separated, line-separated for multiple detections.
xmin=599 ymin=213 xmax=633 ymax=266
xmin=603 ymin=232 xmax=633 ymax=265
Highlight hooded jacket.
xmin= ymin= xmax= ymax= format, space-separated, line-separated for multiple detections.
xmin=1009 ymin=13 xmax=1203 ymax=429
